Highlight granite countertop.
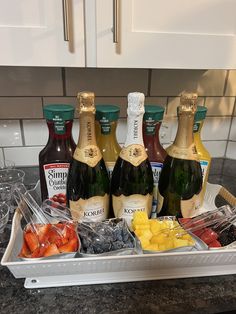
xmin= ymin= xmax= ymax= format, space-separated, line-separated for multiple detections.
xmin=1 ymin=158 xmax=236 ymax=314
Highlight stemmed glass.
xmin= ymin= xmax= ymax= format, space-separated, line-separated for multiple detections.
xmin=0 ymin=203 xmax=10 ymax=247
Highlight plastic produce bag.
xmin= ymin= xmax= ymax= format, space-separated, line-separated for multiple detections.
xmin=13 ymin=184 xmax=79 ymax=259
xmin=77 ymin=218 xmax=142 ymax=257
xmin=179 ymin=205 xmax=236 ymax=249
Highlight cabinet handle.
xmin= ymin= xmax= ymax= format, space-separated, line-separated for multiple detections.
xmin=113 ymin=0 xmax=119 ymax=43
xmin=62 ymin=0 xmax=70 ymax=41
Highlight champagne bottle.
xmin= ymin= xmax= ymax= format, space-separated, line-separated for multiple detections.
xmin=157 ymin=93 xmax=202 ymax=218
xmin=67 ymin=91 xmax=110 ymax=222
xmin=111 ymin=92 xmax=154 ymax=227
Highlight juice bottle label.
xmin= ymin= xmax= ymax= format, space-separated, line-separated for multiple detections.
xmin=69 ymin=194 xmax=109 ymax=222
xmin=200 ymin=160 xmax=209 ymax=183
xmin=43 ymin=163 xmax=69 ymax=205
xmin=73 ymin=145 xmax=102 ymax=167
xmin=112 ymin=193 xmax=152 ymax=228
xmin=105 ymin=161 xmax=115 ymax=178
xmin=150 ymin=162 xmax=163 ymax=218
xmin=119 ymin=144 xmax=148 ymax=167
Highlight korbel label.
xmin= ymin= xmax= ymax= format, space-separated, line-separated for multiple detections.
xmin=69 ymin=194 xmax=109 ymax=222
xmin=112 ymin=193 xmax=152 ymax=228
xmin=119 ymin=144 xmax=147 ymax=167
xmin=73 ymin=145 xmax=102 ymax=167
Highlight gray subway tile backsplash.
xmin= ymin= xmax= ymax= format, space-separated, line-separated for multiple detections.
xmin=0 ymin=67 xmax=236 ymax=167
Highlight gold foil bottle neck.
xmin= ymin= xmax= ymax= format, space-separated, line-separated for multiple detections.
xmin=178 ymin=92 xmax=198 ymax=115
xmin=77 ymin=91 xmax=95 ymax=114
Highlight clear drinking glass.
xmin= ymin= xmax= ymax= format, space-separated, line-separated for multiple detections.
xmin=0 ymin=160 xmax=15 ymax=170
xmin=0 ymin=169 xmax=25 ymax=184
xmin=0 ymin=203 xmax=10 ymax=244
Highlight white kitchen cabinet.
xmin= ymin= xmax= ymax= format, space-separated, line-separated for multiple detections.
xmin=0 ymin=0 xmax=85 ymax=66
xmin=92 ymin=0 xmax=236 ymax=69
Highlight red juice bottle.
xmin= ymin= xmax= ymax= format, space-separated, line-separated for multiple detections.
xmin=39 ymin=104 xmax=76 ymax=205
xmin=143 ymin=105 xmax=167 ymax=218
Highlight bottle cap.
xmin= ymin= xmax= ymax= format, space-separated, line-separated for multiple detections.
xmin=178 ymin=92 xmax=198 ymax=115
xmin=43 ymin=104 xmax=75 ymax=121
xmin=194 ymin=106 xmax=207 ymax=122
xmin=144 ymin=105 xmax=165 ymax=122
xmin=95 ymin=105 xmax=120 ymax=122
xmin=77 ymin=91 xmax=95 ymax=114
xmin=127 ymin=92 xmax=145 ymax=116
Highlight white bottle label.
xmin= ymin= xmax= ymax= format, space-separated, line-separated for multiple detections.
xmin=43 ymin=163 xmax=70 ymax=205
xmin=200 ymin=160 xmax=209 ymax=183
xmin=150 ymin=162 xmax=163 ymax=218
xmin=69 ymin=194 xmax=109 ymax=222
xmin=112 ymin=194 xmax=152 ymax=228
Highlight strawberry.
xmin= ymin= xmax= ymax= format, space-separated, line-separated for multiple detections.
xmin=36 ymin=224 xmax=51 ymax=243
xmin=24 ymin=231 xmax=39 ymax=253
xmin=31 ymin=245 xmax=47 ymax=258
xmin=43 ymin=243 xmax=60 ymax=257
xmin=58 ymin=237 xmax=79 ymax=253
xmin=208 ymin=240 xmax=222 ymax=248
xmin=200 ymin=228 xmax=218 ymax=245
xmin=18 ymin=241 xmax=31 ymax=258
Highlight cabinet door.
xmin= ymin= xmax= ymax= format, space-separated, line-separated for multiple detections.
xmin=94 ymin=0 xmax=236 ymax=69
xmin=0 ymin=0 xmax=85 ymax=66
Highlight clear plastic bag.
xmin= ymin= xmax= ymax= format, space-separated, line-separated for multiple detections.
xmin=178 ymin=205 xmax=236 ymax=249
xmin=13 ymin=184 xmax=80 ymax=259
xmin=77 ymin=218 xmax=142 ymax=257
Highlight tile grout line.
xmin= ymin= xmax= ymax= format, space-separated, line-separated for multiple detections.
xmin=19 ymin=119 xmax=26 ymax=146
xmin=223 ymin=70 xmax=230 ymax=96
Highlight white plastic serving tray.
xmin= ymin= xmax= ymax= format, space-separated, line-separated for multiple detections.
xmin=2 ymin=183 xmax=236 ymax=289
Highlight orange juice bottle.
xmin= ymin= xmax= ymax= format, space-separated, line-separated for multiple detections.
xmin=193 ymin=106 xmax=211 ymax=204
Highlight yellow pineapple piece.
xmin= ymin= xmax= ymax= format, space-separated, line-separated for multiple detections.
xmin=141 ymin=229 xmax=153 ymax=241
xmin=132 ymin=211 xmax=149 ymax=225
xmin=134 ymin=229 xmax=144 ymax=238
xmin=138 ymin=235 xmax=150 ymax=249
xmin=149 ymin=219 xmax=161 ymax=235
xmin=134 ymin=223 xmax=150 ymax=231
xmin=174 ymin=238 xmax=189 ymax=248
xmin=150 ymin=233 xmax=168 ymax=245
xmin=145 ymin=243 xmax=159 ymax=251
xmin=158 ymin=244 xmax=167 ymax=251
xmin=163 ymin=239 xmax=175 ymax=250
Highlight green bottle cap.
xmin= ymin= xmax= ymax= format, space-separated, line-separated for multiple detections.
xmin=43 ymin=104 xmax=75 ymax=121
xmin=95 ymin=105 xmax=120 ymax=122
xmin=144 ymin=105 xmax=165 ymax=122
xmin=194 ymin=106 xmax=207 ymax=122
xmin=43 ymin=104 xmax=75 ymax=135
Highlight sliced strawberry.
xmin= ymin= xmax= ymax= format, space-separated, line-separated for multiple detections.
xmin=36 ymin=224 xmax=51 ymax=243
xmin=18 ymin=241 xmax=31 ymax=258
xmin=63 ymin=223 xmax=77 ymax=241
xmin=200 ymin=228 xmax=218 ymax=245
xmin=208 ymin=240 xmax=222 ymax=248
xmin=30 ymin=244 xmax=48 ymax=258
xmin=43 ymin=243 xmax=60 ymax=257
xmin=58 ymin=237 xmax=79 ymax=253
xmin=24 ymin=231 xmax=39 ymax=253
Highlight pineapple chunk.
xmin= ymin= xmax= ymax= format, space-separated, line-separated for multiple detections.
xmin=149 ymin=219 xmax=161 ymax=235
xmin=145 ymin=243 xmax=159 ymax=251
xmin=174 ymin=238 xmax=189 ymax=248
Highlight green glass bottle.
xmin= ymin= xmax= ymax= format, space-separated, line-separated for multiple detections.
xmin=67 ymin=91 xmax=110 ymax=222
xmin=157 ymin=93 xmax=203 ymax=218
xmin=111 ymin=92 xmax=154 ymax=227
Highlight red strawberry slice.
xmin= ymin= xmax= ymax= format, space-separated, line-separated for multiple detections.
xmin=58 ymin=237 xmax=79 ymax=253
xmin=200 ymin=228 xmax=218 ymax=245
xmin=31 ymin=245 xmax=48 ymax=258
xmin=43 ymin=243 xmax=60 ymax=257
xmin=36 ymin=224 xmax=51 ymax=243
xmin=24 ymin=231 xmax=39 ymax=253
xmin=208 ymin=240 xmax=222 ymax=248
xmin=18 ymin=241 xmax=31 ymax=258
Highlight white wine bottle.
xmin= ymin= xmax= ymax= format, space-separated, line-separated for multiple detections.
xmin=157 ymin=93 xmax=203 ymax=218
xmin=67 ymin=91 xmax=110 ymax=222
xmin=111 ymin=92 xmax=154 ymax=227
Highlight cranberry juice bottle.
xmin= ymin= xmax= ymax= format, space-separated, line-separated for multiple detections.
xmin=39 ymin=104 xmax=76 ymax=205
xmin=143 ymin=105 xmax=167 ymax=218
